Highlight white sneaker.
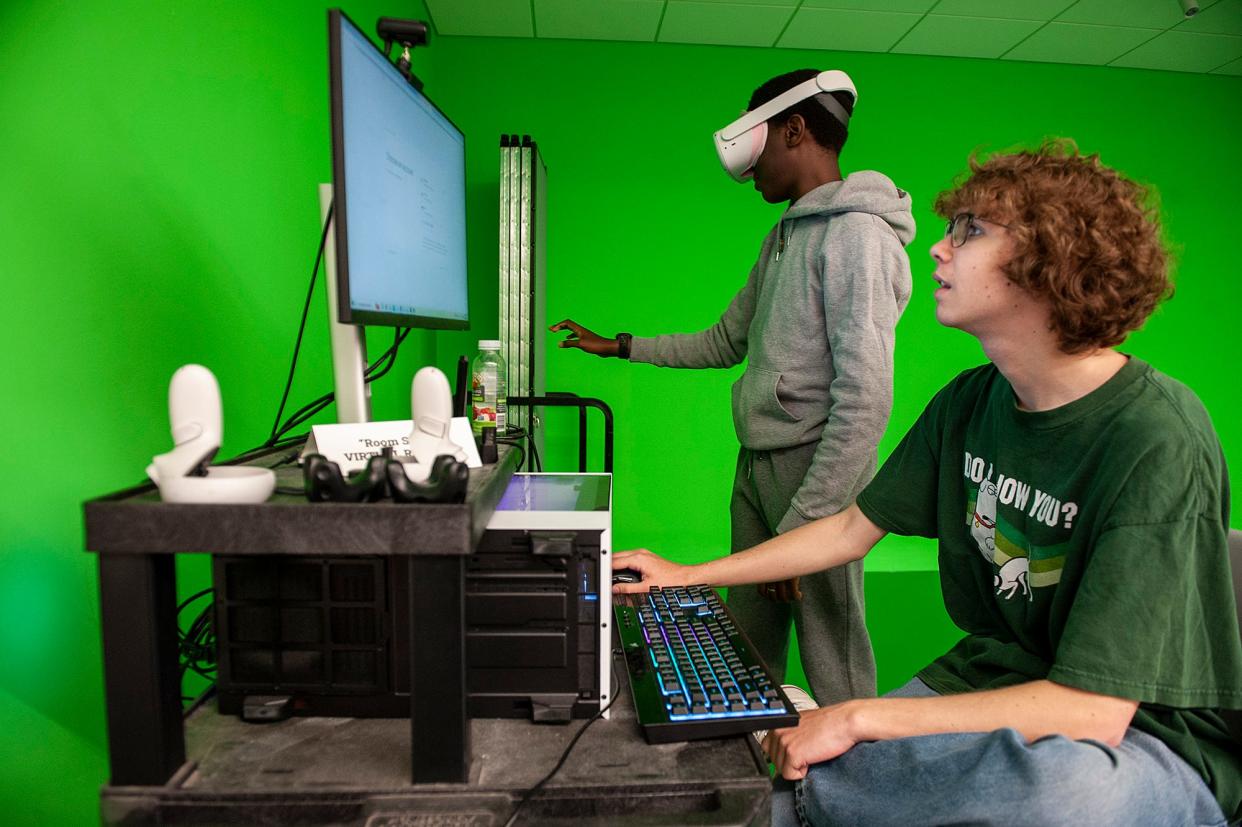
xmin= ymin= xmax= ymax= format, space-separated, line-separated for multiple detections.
xmin=753 ymin=684 xmax=820 ymax=748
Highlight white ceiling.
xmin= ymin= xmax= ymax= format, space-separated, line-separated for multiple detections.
xmin=423 ymin=0 xmax=1242 ymax=75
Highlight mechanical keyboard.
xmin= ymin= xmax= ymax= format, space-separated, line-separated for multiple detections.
xmin=615 ymin=585 xmax=800 ymax=743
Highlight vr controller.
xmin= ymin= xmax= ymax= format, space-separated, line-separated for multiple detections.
xmin=147 ymin=365 xmax=276 ymax=504
xmin=404 ymin=365 xmax=465 ymax=480
xmin=303 ymin=366 xmax=469 ymax=504
xmin=303 ymin=447 xmax=468 ymax=503
xmin=147 ymin=364 xmax=467 ymax=505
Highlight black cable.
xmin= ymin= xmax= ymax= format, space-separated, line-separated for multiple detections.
xmin=502 ymin=420 xmax=543 ymax=473
xmin=221 ymin=434 xmax=311 ymax=469
xmin=262 ymin=217 xmax=406 ymax=450
xmin=265 ymin=327 xmax=410 ymax=448
xmin=365 ymin=327 xmax=408 ymax=380
xmin=507 ymin=424 xmax=542 ymax=473
xmin=249 ymin=206 xmax=414 ymax=456
xmin=176 ymin=589 xmax=216 ymax=711
xmin=179 ymin=607 xmax=215 ymax=668
xmin=279 ymin=392 xmax=333 ymax=428
xmin=220 ymin=435 xmax=305 ymax=467
xmin=270 ymin=394 xmax=333 ymax=443
xmin=496 ymin=438 xmax=526 ymax=470
xmin=527 ymin=428 xmax=543 ymax=473
xmin=177 ymin=587 xmax=213 ymax=614
xmin=273 ymin=449 xmax=303 ymax=467
xmin=269 ymin=201 xmax=334 ymax=444
xmin=501 ymin=674 xmax=621 ymax=827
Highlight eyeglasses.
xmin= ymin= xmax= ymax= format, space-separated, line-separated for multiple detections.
xmin=945 ymin=213 xmax=1011 ymax=247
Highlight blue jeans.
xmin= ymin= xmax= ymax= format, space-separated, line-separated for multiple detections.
xmin=771 ymin=677 xmax=1227 ymax=827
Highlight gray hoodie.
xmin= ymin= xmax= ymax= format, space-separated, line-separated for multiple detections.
xmin=630 ymin=170 xmax=915 ymax=532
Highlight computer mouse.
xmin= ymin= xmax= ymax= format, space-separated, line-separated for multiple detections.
xmin=612 ymin=568 xmax=643 ymax=585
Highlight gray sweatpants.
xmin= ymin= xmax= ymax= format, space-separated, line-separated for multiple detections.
xmin=727 ymin=444 xmax=876 ymax=705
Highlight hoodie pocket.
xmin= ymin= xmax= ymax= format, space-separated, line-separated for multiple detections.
xmin=732 ymin=367 xmax=801 ymax=447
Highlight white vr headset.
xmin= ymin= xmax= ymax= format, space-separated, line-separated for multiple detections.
xmin=713 ymin=70 xmax=857 ymax=183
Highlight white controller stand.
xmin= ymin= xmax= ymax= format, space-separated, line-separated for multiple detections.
xmin=401 ymin=366 xmax=466 ymax=482
xmin=147 ymin=365 xmax=276 ymax=504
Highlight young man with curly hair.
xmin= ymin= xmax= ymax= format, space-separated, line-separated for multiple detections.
xmin=552 ymin=68 xmax=914 ymax=709
xmin=615 ymin=142 xmax=1242 ymax=826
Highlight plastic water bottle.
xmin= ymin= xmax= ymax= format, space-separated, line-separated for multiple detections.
xmin=471 ymin=340 xmax=507 ymax=437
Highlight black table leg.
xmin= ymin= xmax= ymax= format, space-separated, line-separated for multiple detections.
xmin=408 ymin=555 xmax=469 ymax=782
xmin=97 ymin=554 xmax=185 ymax=785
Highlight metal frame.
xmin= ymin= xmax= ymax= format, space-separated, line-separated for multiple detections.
xmin=508 ymin=393 xmax=614 ymax=473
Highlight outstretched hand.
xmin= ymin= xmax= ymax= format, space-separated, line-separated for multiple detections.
xmin=611 ymin=548 xmax=692 ymax=594
xmin=549 ymin=319 xmax=619 ymax=357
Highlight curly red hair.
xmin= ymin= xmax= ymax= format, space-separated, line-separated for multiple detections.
xmin=934 ymin=140 xmax=1173 ymax=354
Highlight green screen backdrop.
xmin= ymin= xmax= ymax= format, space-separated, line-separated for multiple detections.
xmin=2 ymin=1 xmax=1238 ymax=822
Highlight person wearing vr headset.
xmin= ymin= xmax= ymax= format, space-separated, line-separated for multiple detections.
xmin=613 ymin=141 xmax=1242 ymax=826
xmin=551 ymin=69 xmax=915 ymax=709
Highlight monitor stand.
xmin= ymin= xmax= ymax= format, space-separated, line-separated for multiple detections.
xmin=319 ymin=183 xmax=370 ymax=423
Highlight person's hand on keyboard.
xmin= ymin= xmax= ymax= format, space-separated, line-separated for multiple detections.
xmin=758 ymin=577 xmax=802 ymax=602
xmin=611 ymin=548 xmax=689 ymax=593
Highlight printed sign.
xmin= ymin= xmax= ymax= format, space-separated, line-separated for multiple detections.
xmin=303 ymin=417 xmax=482 ymax=473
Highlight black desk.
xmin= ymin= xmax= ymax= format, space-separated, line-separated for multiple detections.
xmin=99 ymin=667 xmax=772 ymax=826
xmin=84 ymin=443 xmax=773 ymax=825
xmin=83 ymin=444 xmax=521 ymax=787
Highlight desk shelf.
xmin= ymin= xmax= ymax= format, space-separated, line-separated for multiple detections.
xmin=83 ymin=445 xmax=521 ymax=789
xmin=101 ymin=672 xmax=772 ymax=826
xmin=85 ymin=445 xmax=520 ymax=557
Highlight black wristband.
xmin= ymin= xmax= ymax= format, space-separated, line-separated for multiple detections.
xmin=615 ymin=332 xmax=632 ymax=360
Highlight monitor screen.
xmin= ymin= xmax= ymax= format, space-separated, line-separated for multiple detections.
xmin=328 ymin=10 xmax=469 ymax=329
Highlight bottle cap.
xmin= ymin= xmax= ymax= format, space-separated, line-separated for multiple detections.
xmin=478 ymin=339 xmax=501 ymax=349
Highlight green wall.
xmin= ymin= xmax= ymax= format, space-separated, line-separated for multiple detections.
xmin=0 ymin=1 xmax=436 ymax=821
xmin=2 ymin=1 xmax=1239 ymax=822
xmin=420 ymin=33 xmax=1242 ymax=550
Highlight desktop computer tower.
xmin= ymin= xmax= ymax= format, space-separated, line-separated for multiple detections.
xmin=462 ymin=527 xmax=603 ymax=720
xmin=212 ymin=474 xmax=612 ymax=722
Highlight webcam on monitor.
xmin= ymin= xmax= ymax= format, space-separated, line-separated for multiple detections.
xmin=376 ymin=16 xmax=428 ymax=89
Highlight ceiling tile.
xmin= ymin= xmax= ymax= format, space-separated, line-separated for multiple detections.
xmin=800 ymin=0 xmax=936 ymax=11
xmin=1111 ymin=29 xmax=1242 ymax=70
xmin=1209 ymin=54 xmax=1242 ymax=72
xmin=1004 ymin=22 xmax=1160 ymax=64
xmin=778 ymin=8 xmax=921 ymax=51
xmin=534 ymin=0 xmax=664 ymax=41
xmin=932 ymin=0 xmax=1073 ymax=20
xmin=667 ymin=0 xmax=793 ymax=5
xmin=425 ymin=0 xmax=533 ymax=37
xmin=659 ymin=2 xmax=797 ymax=47
xmin=1056 ymin=0 xmax=1195 ymax=29
xmin=892 ymin=14 xmax=1044 ymax=58
xmin=1177 ymin=0 xmax=1242 ymax=35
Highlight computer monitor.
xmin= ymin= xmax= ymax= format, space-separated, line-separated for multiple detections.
xmin=323 ymin=9 xmax=468 ymax=421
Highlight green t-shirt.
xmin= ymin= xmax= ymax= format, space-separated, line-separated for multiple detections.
xmin=856 ymin=357 xmax=1242 ymax=819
